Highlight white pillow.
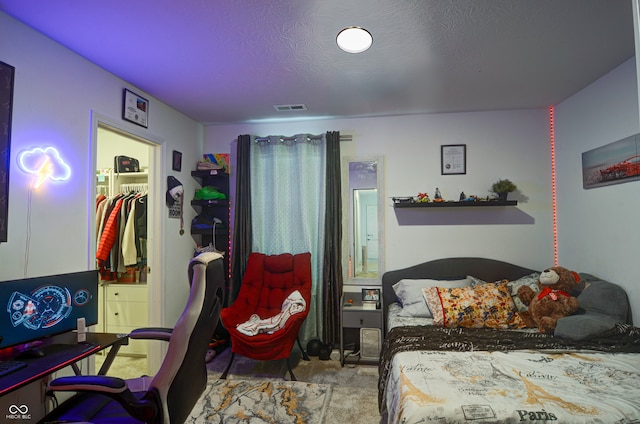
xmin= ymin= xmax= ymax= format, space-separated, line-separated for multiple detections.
xmin=392 ymin=278 xmax=471 ymax=318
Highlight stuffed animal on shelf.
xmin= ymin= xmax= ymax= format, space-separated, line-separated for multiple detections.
xmin=517 ymin=266 xmax=580 ymax=334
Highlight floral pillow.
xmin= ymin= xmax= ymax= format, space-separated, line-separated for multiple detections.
xmin=392 ymin=278 xmax=471 ymax=318
xmin=422 ymin=280 xmax=526 ymax=329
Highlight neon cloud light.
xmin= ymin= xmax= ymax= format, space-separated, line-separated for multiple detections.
xmin=18 ymin=146 xmax=71 ymax=189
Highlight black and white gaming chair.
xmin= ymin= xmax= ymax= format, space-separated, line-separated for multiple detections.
xmin=39 ymin=252 xmax=225 ymax=424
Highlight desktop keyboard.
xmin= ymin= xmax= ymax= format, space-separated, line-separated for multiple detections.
xmin=0 ymin=360 xmax=27 ymax=378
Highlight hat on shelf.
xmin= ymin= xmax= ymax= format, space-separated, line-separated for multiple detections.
xmin=197 ymin=160 xmax=223 ymax=171
xmin=166 ymin=176 xmax=184 ymax=207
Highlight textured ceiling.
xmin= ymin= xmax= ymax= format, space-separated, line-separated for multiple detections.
xmin=0 ymin=0 xmax=635 ymax=125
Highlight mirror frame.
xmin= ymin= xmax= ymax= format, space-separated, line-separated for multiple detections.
xmin=341 ymin=156 xmax=385 ymax=287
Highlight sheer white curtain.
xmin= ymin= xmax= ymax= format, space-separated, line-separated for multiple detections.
xmin=250 ymin=134 xmax=326 ymax=341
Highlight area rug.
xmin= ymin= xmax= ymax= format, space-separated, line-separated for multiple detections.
xmin=186 ymin=376 xmax=331 ymax=424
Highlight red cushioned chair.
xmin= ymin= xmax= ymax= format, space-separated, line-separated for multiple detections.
xmin=220 ymin=252 xmax=312 ymax=380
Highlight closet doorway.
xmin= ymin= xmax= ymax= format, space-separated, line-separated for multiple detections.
xmin=91 ymin=114 xmax=162 ymax=376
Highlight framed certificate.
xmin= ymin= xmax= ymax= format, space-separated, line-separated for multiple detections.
xmin=441 ymin=144 xmax=466 ymax=175
xmin=122 ymin=88 xmax=149 ymax=128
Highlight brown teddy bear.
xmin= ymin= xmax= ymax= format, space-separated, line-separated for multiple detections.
xmin=517 ymin=266 xmax=580 ymax=334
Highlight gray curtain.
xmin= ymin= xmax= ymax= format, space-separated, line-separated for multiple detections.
xmin=230 ymin=131 xmax=342 ymax=345
xmin=230 ymin=134 xmax=252 ymax=305
xmin=322 ymin=131 xmax=343 ymax=345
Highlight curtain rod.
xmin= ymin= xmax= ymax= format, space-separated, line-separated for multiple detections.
xmin=253 ymin=134 xmax=353 ymax=143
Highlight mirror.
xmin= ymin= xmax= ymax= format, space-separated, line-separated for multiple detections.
xmin=342 ymin=156 xmax=385 ymax=285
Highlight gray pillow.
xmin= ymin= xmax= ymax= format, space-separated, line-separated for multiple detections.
xmin=555 ymin=274 xmax=630 ymax=340
xmin=576 ymin=274 xmax=630 ymax=323
xmin=555 ymin=312 xmax=617 ymax=340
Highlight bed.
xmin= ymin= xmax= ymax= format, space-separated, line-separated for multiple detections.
xmin=378 ymin=257 xmax=640 ymax=424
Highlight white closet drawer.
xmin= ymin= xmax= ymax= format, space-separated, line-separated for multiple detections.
xmin=105 ymin=302 xmax=148 ymax=326
xmin=106 ymin=284 xmax=147 ymax=302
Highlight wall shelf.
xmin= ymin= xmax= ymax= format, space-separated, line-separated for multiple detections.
xmin=190 ymin=199 xmax=229 ymax=207
xmin=190 ymin=168 xmax=231 ymax=292
xmin=392 ymin=199 xmax=517 ymax=208
xmin=191 ymin=169 xmax=226 ymax=178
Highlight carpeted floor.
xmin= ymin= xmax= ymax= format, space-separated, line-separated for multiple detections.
xmin=97 ymin=346 xmax=381 ymax=423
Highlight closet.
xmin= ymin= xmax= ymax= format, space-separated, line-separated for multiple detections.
xmin=95 ymin=126 xmax=151 ymax=358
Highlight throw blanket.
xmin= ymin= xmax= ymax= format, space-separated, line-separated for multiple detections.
xmin=378 ymin=323 xmax=640 ymax=411
xmin=237 ymin=290 xmax=306 ymax=336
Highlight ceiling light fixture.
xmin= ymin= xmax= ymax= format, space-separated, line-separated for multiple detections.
xmin=336 ymin=26 xmax=372 ymax=53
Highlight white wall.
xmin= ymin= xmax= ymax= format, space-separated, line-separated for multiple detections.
xmin=96 ymin=127 xmax=151 ymax=170
xmin=554 ymin=58 xmax=640 ymax=322
xmin=204 ymin=108 xmax=554 ymax=274
xmin=0 ymin=12 xmax=204 ymax=328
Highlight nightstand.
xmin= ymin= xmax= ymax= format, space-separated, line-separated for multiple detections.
xmin=340 ymin=293 xmax=383 ymax=366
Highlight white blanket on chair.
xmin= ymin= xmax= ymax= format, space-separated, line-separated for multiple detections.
xmin=236 ymin=290 xmax=306 ymax=336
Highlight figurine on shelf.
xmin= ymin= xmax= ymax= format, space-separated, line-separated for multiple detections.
xmin=434 ymin=187 xmax=444 ymax=202
xmin=459 ymin=191 xmax=466 ymax=201
xmin=417 ymin=192 xmax=430 ymax=203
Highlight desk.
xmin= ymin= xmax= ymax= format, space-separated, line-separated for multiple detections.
xmin=0 ymin=332 xmax=128 ymax=397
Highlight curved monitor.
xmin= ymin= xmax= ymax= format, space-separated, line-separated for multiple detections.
xmin=0 ymin=270 xmax=99 ymax=350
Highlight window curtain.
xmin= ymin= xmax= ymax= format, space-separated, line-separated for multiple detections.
xmin=322 ymin=131 xmax=343 ymax=345
xmin=230 ymin=134 xmax=252 ymax=305
xmin=250 ymin=134 xmax=327 ymax=341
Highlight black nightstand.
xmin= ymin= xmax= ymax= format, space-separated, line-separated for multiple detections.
xmin=339 ymin=293 xmax=383 ymax=366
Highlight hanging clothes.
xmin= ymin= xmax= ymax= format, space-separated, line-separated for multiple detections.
xmin=97 ymin=197 xmax=124 ymax=263
xmin=134 ymin=195 xmax=148 ymax=262
xmin=96 ymin=188 xmax=148 ymax=281
xmin=122 ymin=195 xmax=140 ymax=266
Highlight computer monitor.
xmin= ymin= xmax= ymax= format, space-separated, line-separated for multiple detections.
xmin=0 ymin=270 xmax=99 ymax=351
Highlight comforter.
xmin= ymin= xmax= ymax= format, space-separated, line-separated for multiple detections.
xmin=379 ymin=324 xmax=640 ymax=423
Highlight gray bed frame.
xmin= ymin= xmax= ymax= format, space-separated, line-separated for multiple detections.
xmin=381 ymin=257 xmax=537 ymax=333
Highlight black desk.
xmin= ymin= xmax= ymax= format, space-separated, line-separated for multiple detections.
xmin=0 ymin=332 xmax=128 ymax=396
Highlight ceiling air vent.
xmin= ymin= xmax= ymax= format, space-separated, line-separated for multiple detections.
xmin=274 ymin=104 xmax=307 ymax=112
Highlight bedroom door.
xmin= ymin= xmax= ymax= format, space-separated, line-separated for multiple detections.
xmin=90 ymin=113 xmax=163 ymax=375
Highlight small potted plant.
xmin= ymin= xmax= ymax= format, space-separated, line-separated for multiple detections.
xmin=490 ymin=178 xmax=517 ymax=201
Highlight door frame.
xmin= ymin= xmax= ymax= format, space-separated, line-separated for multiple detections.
xmin=89 ymin=111 xmax=166 ymax=372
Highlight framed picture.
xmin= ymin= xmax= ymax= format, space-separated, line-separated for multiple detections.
xmin=441 ymin=144 xmax=466 ymax=175
xmin=122 ymin=88 xmax=149 ymax=128
xmin=582 ymin=134 xmax=640 ymax=189
xmin=172 ymin=150 xmax=182 ymax=172
xmin=0 ymin=60 xmax=15 ymax=243
xmin=362 ymin=288 xmax=381 ymax=302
